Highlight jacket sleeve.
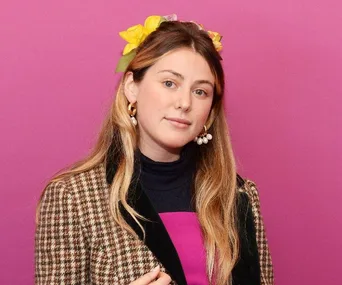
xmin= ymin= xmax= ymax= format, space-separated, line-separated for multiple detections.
xmin=35 ymin=181 xmax=88 ymax=284
xmin=243 ymin=179 xmax=274 ymax=285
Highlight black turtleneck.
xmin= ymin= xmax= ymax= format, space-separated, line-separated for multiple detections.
xmin=138 ymin=145 xmax=197 ymax=214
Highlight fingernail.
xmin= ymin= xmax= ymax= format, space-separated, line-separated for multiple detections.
xmin=151 ymin=265 xmax=160 ymax=272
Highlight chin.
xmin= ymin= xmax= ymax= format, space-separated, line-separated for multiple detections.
xmin=160 ymin=137 xmax=193 ymax=150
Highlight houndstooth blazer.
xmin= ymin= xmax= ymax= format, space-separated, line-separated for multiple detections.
xmin=35 ymin=161 xmax=274 ymax=285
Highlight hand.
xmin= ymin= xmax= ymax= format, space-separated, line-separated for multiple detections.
xmin=129 ymin=266 xmax=172 ymax=285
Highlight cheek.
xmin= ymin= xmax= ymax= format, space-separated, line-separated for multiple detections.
xmin=191 ymin=111 xmax=210 ymax=138
xmin=136 ymin=87 xmax=164 ymax=123
xmin=194 ymin=101 xmax=213 ymax=124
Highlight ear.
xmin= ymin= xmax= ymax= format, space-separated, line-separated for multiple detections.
xmin=123 ymin=72 xmax=139 ymax=104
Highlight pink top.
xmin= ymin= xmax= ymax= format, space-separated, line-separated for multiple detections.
xmin=159 ymin=212 xmax=209 ymax=285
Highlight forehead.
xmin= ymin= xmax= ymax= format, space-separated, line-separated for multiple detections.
xmin=148 ymin=48 xmax=215 ymax=82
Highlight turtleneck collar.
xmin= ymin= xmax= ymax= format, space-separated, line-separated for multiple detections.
xmin=138 ymin=144 xmax=198 ymax=191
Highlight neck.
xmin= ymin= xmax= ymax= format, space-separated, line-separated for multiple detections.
xmin=138 ymin=143 xmax=198 ymax=192
xmin=139 ymin=139 xmax=182 ymax=163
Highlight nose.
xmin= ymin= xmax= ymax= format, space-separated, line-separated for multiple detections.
xmin=175 ymin=88 xmax=192 ymax=111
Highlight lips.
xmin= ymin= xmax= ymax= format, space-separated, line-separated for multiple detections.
xmin=165 ymin=117 xmax=191 ymax=125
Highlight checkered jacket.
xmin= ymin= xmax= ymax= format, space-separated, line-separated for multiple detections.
xmin=35 ymin=163 xmax=274 ymax=284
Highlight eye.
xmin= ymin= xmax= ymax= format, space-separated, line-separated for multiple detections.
xmin=194 ymin=89 xmax=208 ymax=96
xmin=163 ymin=80 xmax=176 ymax=88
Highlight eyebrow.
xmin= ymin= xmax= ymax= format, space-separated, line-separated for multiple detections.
xmin=157 ymin=69 xmax=215 ymax=89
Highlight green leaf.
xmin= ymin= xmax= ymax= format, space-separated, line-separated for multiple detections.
xmin=115 ymin=50 xmax=137 ymax=73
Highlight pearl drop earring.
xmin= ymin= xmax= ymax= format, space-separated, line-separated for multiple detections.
xmin=194 ymin=125 xmax=212 ymax=145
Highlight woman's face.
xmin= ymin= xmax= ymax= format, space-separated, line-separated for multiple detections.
xmin=125 ymin=48 xmax=215 ymax=160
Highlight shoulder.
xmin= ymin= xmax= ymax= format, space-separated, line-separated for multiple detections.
xmin=43 ymin=163 xmax=108 ymax=199
xmin=235 ymin=174 xmax=264 ymax=236
xmin=236 ymin=174 xmax=262 ymax=210
xmin=39 ymin=163 xmax=109 ymax=221
xmin=235 ymin=174 xmax=260 ymax=225
xmin=38 ymin=163 xmax=111 ymax=237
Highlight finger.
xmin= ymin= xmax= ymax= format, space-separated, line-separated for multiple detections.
xmin=129 ymin=266 xmax=160 ymax=285
xmin=150 ymin=272 xmax=172 ymax=285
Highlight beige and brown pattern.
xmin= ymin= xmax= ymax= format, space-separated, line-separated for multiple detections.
xmin=35 ymin=163 xmax=274 ymax=284
xmin=242 ymin=179 xmax=274 ymax=285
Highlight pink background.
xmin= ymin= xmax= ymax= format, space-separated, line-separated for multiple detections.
xmin=1 ymin=0 xmax=341 ymax=284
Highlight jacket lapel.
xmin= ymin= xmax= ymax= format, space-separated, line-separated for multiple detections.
xmin=123 ymin=182 xmax=187 ymax=285
xmin=232 ymin=184 xmax=261 ymax=285
xmin=105 ymin=151 xmax=187 ymax=285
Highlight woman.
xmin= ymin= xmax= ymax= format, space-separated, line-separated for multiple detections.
xmin=35 ymin=15 xmax=274 ymax=285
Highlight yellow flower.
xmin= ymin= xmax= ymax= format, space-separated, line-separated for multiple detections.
xmin=208 ymin=31 xmax=223 ymax=51
xmin=119 ymin=24 xmax=145 ymax=55
xmin=144 ymin=15 xmax=162 ymax=34
xmin=119 ymin=15 xmax=163 ymax=55
xmin=115 ymin=15 xmax=224 ymax=73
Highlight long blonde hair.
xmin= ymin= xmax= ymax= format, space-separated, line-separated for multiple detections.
xmin=38 ymin=21 xmax=239 ymax=285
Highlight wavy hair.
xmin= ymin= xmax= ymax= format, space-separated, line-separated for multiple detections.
xmin=37 ymin=21 xmax=238 ymax=285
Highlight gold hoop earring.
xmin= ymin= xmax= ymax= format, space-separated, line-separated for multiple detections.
xmin=194 ymin=125 xmax=212 ymax=145
xmin=128 ymin=103 xmax=137 ymax=126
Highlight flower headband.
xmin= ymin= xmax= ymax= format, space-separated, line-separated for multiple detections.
xmin=115 ymin=14 xmax=223 ymax=72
